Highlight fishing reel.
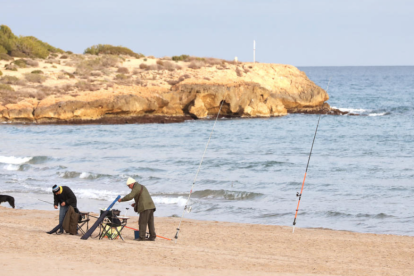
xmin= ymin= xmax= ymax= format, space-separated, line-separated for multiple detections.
xmin=184 ymin=205 xmax=192 ymax=213
xmin=296 ymin=192 xmax=301 ymax=197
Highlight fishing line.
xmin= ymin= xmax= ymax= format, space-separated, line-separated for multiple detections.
xmin=292 ymin=79 xmax=330 ymax=233
xmin=174 ymin=97 xmax=226 ymax=243
xmin=38 ymin=199 xmax=54 ymax=205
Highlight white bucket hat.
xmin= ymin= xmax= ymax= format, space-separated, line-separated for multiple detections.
xmin=126 ymin=177 xmax=136 ymax=186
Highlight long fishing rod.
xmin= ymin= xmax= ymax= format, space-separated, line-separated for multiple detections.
xmin=174 ymin=97 xmax=226 ymax=243
xmin=38 ymin=199 xmax=54 ymax=205
xmin=292 ymin=80 xmax=330 ymax=233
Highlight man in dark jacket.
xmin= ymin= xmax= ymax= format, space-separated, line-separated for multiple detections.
xmin=118 ymin=177 xmax=156 ymax=241
xmin=52 ymin=185 xmax=77 ymax=234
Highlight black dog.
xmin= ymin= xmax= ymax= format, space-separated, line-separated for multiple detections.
xmin=0 ymin=195 xmax=15 ymax=208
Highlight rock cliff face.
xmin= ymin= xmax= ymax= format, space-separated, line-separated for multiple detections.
xmin=0 ymin=63 xmax=329 ymax=124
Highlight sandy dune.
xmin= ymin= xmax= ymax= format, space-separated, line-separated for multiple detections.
xmin=0 ymin=206 xmax=412 ymax=275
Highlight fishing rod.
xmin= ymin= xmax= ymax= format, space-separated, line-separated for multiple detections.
xmin=292 ymin=79 xmax=330 ymax=233
xmin=174 ymin=97 xmax=226 ymax=243
xmin=38 ymin=199 xmax=54 ymax=205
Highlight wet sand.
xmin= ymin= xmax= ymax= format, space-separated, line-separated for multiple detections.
xmin=0 ymin=206 xmax=412 ymax=275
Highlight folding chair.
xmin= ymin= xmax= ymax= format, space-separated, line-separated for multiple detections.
xmin=100 ymin=222 xmax=126 ymax=241
xmin=98 ymin=210 xmax=127 ymax=241
xmin=77 ymin=212 xmax=90 ymax=235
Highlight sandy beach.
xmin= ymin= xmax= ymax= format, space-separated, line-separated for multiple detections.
xmin=0 ymin=206 xmax=412 ymax=276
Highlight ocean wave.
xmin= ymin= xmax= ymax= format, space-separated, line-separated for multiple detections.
xmin=75 ymin=189 xmax=119 ymax=201
xmin=79 ymin=172 xmax=111 ymax=180
xmin=356 ymin=212 xmax=395 ymax=219
xmin=74 ymin=189 xmax=187 ymax=206
xmin=27 ymin=156 xmax=50 ymax=164
xmin=368 ymin=112 xmax=389 ymax=117
xmin=191 ymin=189 xmax=263 ymax=200
xmin=259 ymin=212 xmax=291 ymax=218
xmin=326 ymin=211 xmax=352 ymax=217
xmin=332 ymin=107 xmax=368 ymax=114
xmin=152 ymin=196 xmax=187 ymax=206
xmin=3 ymin=164 xmax=21 ymax=171
xmin=325 ymin=211 xmax=394 ymax=219
xmin=58 ymin=171 xmax=111 ymax=180
xmin=0 ymin=156 xmax=33 ymax=165
xmin=332 ymin=107 xmax=390 ymax=116
xmin=3 ymin=164 xmax=30 ymax=171
xmin=152 ymin=189 xmax=263 ymax=201
xmin=0 ymin=156 xmax=52 ymax=172
xmin=58 ymin=171 xmax=81 ymax=178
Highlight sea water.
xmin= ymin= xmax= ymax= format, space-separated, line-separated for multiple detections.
xmin=0 ymin=66 xmax=413 ymax=236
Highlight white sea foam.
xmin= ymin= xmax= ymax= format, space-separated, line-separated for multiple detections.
xmin=79 ymin=172 xmax=91 ymax=179
xmin=152 ymin=196 xmax=187 ymax=206
xmin=0 ymin=156 xmax=32 ymax=165
xmin=76 ymin=189 xmax=119 ymax=201
xmin=73 ymin=189 xmax=187 ymax=206
xmin=332 ymin=107 xmax=388 ymax=116
xmin=3 ymin=164 xmax=21 ymax=171
xmin=331 ymin=107 xmax=367 ymax=113
xmin=368 ymin=112 xmax=387 ymax=117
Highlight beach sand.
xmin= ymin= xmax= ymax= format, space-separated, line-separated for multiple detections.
xmin=0 ymin=206 xmax=412 ymax=275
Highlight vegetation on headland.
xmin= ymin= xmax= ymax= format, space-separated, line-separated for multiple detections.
xmin=0 ymin=24 xmax=251 ymax=109
xmin=0 ymin=25 xmax=64 ymax=59
xmin=84 ymin=44 xmax=144 ymax=58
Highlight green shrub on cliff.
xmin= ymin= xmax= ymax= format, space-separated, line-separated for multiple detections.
xmin=0 ymin=53 xmax=12 ymax=61
xmin=0 ymin=70 xmax=2 ymax=76
xmin=24 ymin=73 xmax=47 ymax=83
xmin=172 ymin=55 xmax=190 ymax=61
xmin=114 ymin=73 xmax=129 ymax=80
xmin=84 ymin=44 xmax=144 ymax=58
xmin=0 ymin=75 xmax=20 ymax=85
xmin=0 ymin=25 xmax=65 ymax=59
xmin=0 ymin=83 xmax=14 ymax=91
xmin=31 ymin=70 xmax=44 ymax=74
xmin=75 ymin=58 xmax=102 ymax=76
xmin=75 ymin=56 xmax=120 ymax=76
xmin=0 ymin=45 xmax=7 ymax=55
xmin=13 ymin=59 xmax=27 ymax=68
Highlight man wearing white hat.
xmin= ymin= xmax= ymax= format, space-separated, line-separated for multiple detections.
xmin=118 ymin=177 xmax=156 ymax=241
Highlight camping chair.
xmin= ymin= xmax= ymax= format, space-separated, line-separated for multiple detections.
xmin=77 ymin=212 xmax=90 ymax=235
xmin=98 ymin=209 xmax=127 ymax=241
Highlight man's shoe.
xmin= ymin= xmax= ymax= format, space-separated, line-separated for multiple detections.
xmin=134 ymin=237 xmax=147 ymax=241
xmin=148 ymin=237 xmax=156 ymax=241
xmin=56 ymin=230 xmax=64 ymax=235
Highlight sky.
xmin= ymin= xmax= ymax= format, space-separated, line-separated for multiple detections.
xmin=1 ymin=0 xmax=413 ymax=66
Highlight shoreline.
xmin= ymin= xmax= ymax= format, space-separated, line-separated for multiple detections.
xmin=0 ymin=108 xmax=357 ymax=125
xmin=0 ymin=206 xmax=412 ymax=275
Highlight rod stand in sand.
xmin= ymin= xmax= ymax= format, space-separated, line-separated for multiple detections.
xmin=174 ymin=98 xmax=226 ymax=244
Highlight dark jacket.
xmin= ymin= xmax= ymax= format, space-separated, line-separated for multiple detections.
xmin=62 ymin=205 xmax=80 ymax=235
xmin=53 ymin=186 xmax=77 ymax=208
xmin=120 ymin=183 xmax=155 ymax=214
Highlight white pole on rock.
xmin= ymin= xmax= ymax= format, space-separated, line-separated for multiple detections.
xmin=253 ymin=40 xmax=256 ymax=63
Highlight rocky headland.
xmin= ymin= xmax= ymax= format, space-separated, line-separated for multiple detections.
xmin=0 ymin=25 xmax=345 ymax=124
xmin=0 ymin=56 xmax=341 ymax=124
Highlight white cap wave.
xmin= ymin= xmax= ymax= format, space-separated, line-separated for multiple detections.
xmin=0 ymin=156 xmax=33 ymax=165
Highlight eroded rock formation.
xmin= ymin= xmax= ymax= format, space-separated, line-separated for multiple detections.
xmin=0 ymin=63 xmax=330 ymax=124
